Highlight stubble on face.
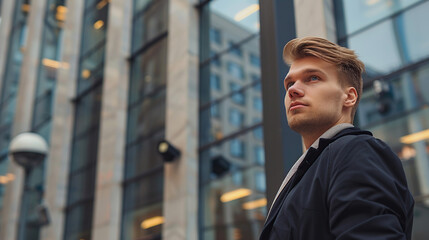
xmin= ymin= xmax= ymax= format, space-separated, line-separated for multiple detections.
xmin=286 ymin=100 xmax=343 ymax=135
xmin=284 ymin=57 xmax=346 ymax=138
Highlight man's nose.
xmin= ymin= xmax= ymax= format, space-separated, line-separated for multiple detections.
xmin=288 ymin=82 xmax=304 ymax=98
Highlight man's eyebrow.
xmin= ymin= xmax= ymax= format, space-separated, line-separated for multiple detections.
xmin=285 ymin=68 xmax=326 ymax=81
xmin=303 ymin=68 xmax=326 ymax=75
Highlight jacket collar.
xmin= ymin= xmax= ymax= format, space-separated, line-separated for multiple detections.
xmin=260 ymin=126 xmax=372 ymax=238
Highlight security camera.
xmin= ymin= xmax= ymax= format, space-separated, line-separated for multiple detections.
xmin=157 ymin=140 xmax=181 ymax=162
xmin=9 ymin=133 xmax=48 ymax=169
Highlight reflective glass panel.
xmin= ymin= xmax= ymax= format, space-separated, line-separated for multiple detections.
xmin=338 ymin=0 xmax=422 ymax=35
xmin=200 ymin=131 xmax=266 ymax=240
xmin=128 ymin=38 xmax=167 ymax=105
xmin=348 ymin=20 xmax=402 ymax=75
xmin=0 ymin=0 xmax=31 ymax=218
xmin=132 ymin=0 xmax=168 ymax=52
xmin=398 ymin=1 xmax=429 ymax=63
xmin=122 ymin=173 xmax=163 ymax=240
xmin=64 ymin=1 xmax=108 ymax=238
xmin=358 ymin=61 xmax=429 ymax=239
xmin=199 ymin=1 xmax=265 ymax=239
xmin=121 ymin=0 xmax=168 ymax=239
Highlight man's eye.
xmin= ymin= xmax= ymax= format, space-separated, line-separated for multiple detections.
xmin=310 ymin=76 xmax=320 ymax=81
xmin=286 ymin=82 xmax=294 ymax=90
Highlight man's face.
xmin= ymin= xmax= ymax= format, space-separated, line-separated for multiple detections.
xmin=284 ymin=56 xmax=348 ymax=134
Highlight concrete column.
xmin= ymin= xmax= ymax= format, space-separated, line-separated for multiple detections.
xmin=40 ymin=0 xmax=84 ymax=239
xmin=293 ymin=0 xmax=337 ymax=42
xmin=163 ymin=0 xmax=199 ymax=239
xmin=91 ymin=0 xmax=132 ymax=239
xmin=0 ymin=0 xmax=48 ymax=239
xmin=0 ymin=0 xmax=15 ymax=87
xmin=0 ymin=0 xmax=15 ymax=226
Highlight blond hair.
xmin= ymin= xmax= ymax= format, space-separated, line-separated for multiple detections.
xmin=283 ymin=37 xmax=365 ymax=121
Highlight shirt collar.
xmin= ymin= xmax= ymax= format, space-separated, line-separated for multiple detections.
xmin=310 ymin=123 xmax=354 ymax=149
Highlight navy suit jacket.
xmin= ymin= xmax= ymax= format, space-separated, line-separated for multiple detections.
xmin=260 ymin=127 xmax=414 ymax=240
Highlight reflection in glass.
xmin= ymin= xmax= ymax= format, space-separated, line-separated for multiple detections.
xmin=128 ymin=38 xmax=167 ymax=105
xmin=0 ymin=0 xmax=31 ymax=219
xmin=121 ymin=0 xmax=168 ymax=239
xmin=348 ymin=20 xmax=401 ymax=75
xmin=342 ymin=0 xmax=429 ymax=79
xmin=358 ymin=61 xmax=429 ymax=238
xmin=399 ymin=0 xmax=429 ymax=63
xmin=199 ymin=1 xmax=264 ymax=238
xmin=200 ymin=134 xmax=266 ymax=240
xmin=64 ymin=1 xmax=109 ymax=239
xmin=25 ymin=1 xmax=64 ymax=236
xmin=338 ymin=0 xmax=422 ymax=36
xmin=132 ymin=0 xmax=168 ymax=53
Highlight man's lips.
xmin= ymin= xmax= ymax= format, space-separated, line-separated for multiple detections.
xmin=289 ymin=102 xmax=308 ymax=111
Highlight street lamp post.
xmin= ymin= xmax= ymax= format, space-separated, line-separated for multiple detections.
xmin=9 ymin=132 xmax=48 ymax=240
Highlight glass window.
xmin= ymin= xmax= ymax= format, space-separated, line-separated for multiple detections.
xmin=230 ymin=82 xmax=245 ymax=105
xmin=230 ymin=139 xmax=245 ymax=158
xmin=249 ymin=53 xmax=260 ymax=68
xmin=210 ymin=50 xmax=221 ymax=67
xmin=254 ymin=146 xmax=264 ymax=165
xmin=253 ymin=96 xmax=262 ymax=111
xmin=64 ymin=2 xmax=109 ymax=239
xmin=252 ymin=75 xmax=261 ymax=91
xmin=211 ymin=104 xmax=220 ymax=118
xmin=253 ymin=125 xmax=263 ymax=140
xmin=210 ymin=73 xmax=221 ymax=91
xmin=229 ymin=41 xmax=242 ymax=57
xmin=227 ymin=61 xmax=244 ymax=79
xmin=122 ymin=0 xmax=168 ymax=239
xmin=63 ymin=202 xmax=93 ymax=240
xmin=132 ymin=0 xmax=168 ymax=52
xmin=348 ymin=20 xmax=402 ymax=75
xmin=337 ymin=0 xmax=422 ymax=36
xmin=255 ymin=171 xmax=265 ymax=192
xmin=126 ymin=88 xmax=166 ymax=143
xmin=128 ymin=38 xmax=167 ymax=105
xmin=210 ymin=27 xmax=222 ymax=45
xmin=229 ymin=108 xmax=244 ymax=126
xmin=341 ymin=1 xmax=429 ymax=78
xmin=399 ymin=1 xmax=429 ymax=63
xmin=0 ymin=0 xmax=32 ymax=220
xmin=199 ymin=1 xmax=265 ymax=239
xmin=200 ymin=134 xmax=266 ymax=240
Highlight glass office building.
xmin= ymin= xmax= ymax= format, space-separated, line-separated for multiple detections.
xmin=335 ymin=0 xmax=429 ymax=238
xmin=0 ymin=0 xmax=427 ymax=239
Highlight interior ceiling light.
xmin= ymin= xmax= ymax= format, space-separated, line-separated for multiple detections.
xmin=366 ymin=0 xmax=380 ymax=5
xmin=400 ymin=129 xmax=429 ymax=144
xmin=42 ymin=58 xmax=61 ymax=68
xmin=56 ymin=6 xmax=67 ymax=21
xmin=21 ymin=4 xmax=30 ymax=12
xmin=234 ymin=4 xmax=259 ymax=22
xmin=93 ymin=20 xmax=104 ymax=30
xmin=220 ymin=188 xmax=252 ymax=203
xmin=242 ymin=198 xmax=267 ymax=210
xmin=141 ymin=216 xmax=164 ymax=229
xmin=96 ymin=0 xmax=109 ymax=10
xmin=82 ymin=69 xmax=91 ymax=79
xmin=6 ymin=173 xmax=15 ymax=181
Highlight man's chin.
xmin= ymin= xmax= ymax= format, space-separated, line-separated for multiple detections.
xmin=287 ymin=118 xmax=314 ymax=133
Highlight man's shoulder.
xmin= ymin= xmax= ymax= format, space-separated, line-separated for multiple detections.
xmin=324 ymin=128 xmax=402 ymax=170
xmin=322 ymin=127 xmax=375 ymax=151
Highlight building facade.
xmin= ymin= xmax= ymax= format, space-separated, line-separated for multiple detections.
xmin=0 ymin=0 xmax=427 ymax=239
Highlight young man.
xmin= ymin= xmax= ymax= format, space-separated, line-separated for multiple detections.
xmin=259 ymin=37 xmax=414 ymax=240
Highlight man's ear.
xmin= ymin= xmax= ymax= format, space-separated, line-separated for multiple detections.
xmin=344 ymin=87 xmax=358 ymax=108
